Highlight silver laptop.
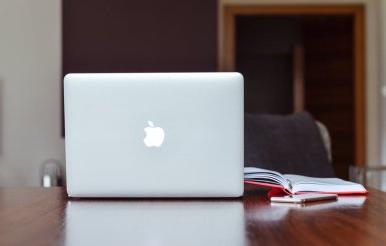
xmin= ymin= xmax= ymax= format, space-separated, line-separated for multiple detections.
xmin=64 ymin=73 xmax=244 ymax=197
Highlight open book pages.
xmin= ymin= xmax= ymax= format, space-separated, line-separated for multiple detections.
xmin=244 ymin=167 xmax=367 ymax=195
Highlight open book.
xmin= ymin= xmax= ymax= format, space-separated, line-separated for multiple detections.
xmin=244 ymin=167 xmax=367 ymax=195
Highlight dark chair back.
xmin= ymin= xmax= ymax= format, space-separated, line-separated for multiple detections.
xmin=245 ymin=112 xmax=335 ymax=177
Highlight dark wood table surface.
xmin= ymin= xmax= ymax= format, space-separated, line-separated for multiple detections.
xmin=1 ymin=186 xmax=385 ymax=245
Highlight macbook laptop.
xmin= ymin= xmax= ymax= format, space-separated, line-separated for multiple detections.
xmin=64 ymin=73 xmax=244 ymax=197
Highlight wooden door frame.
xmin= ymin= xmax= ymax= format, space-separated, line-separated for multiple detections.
xmin=221 ymin=5 xmax=366 ymax=166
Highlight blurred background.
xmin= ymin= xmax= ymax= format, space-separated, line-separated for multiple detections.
xmin=0 ymin=0 xmax=386 ymax=189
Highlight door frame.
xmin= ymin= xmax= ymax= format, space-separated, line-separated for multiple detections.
xmin=221 ymin=5 xmax=365 ymax=166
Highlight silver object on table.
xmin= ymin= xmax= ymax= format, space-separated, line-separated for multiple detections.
xmin=40 ymin=159 xmax=62 ymax=187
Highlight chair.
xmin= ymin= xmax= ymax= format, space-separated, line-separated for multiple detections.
xmin=245 ymin=112 xmax=335 ymax=177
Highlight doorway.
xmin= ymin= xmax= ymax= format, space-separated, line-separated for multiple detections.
xmin=221 ymin=5 xmax=365 ymax=178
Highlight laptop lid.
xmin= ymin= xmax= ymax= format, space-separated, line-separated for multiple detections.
xmin=64 ymin=73 xmax=244 ymax=197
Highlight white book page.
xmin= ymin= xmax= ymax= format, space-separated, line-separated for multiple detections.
xmin=244 ymin=167 xmax=291 ymax=191
xmin=284 ymin=174 xmax=367 ymax=193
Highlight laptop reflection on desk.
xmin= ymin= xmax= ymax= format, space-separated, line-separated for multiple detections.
xmin=65 ymin=201 xmax=245 ymax=246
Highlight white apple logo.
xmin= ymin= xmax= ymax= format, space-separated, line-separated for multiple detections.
xmin=144 ymin=121 xmax=165 ymax=147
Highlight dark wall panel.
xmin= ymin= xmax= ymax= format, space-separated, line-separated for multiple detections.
xmin=62 ymin=0 xmax=218 ymax=74
xmin=303 ymin=15 xmax=355 ymax=179
xmin=235 ymin=16 xmax=301 ymax=114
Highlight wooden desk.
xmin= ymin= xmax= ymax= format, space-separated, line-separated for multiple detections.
xmin=0 ymin=186 xmax=385 ymax=245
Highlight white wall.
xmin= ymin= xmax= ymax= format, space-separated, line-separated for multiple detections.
xmin=379 ymin=0 xmax=386 ymax=189
xmin=0 ymin=0 xmax=64 ymax=186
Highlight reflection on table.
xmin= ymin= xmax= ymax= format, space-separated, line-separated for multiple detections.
xmin=247 ymin=196 xmax=367 ymax=222
xmin=65 ymin=200 xmax=245 ymax=246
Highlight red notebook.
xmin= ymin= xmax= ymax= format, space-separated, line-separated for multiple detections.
xmin=244 ymin=167 xmax=367 ymax=195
